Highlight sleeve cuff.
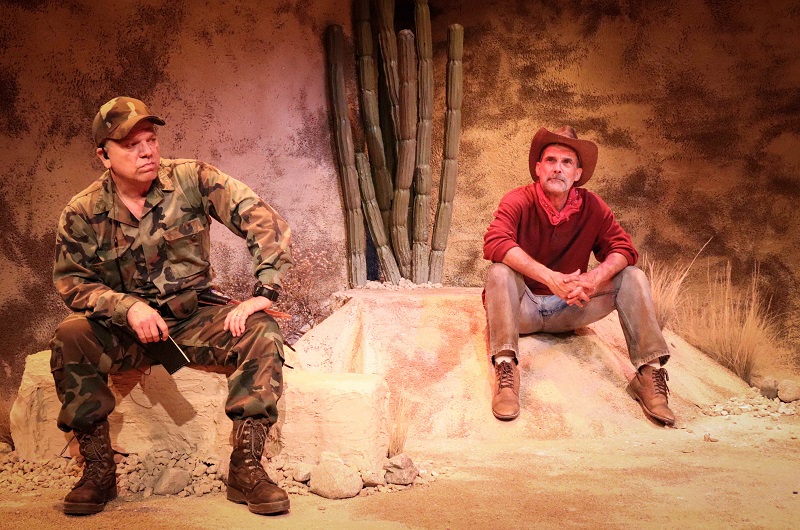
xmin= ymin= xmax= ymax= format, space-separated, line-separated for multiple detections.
xmin=257 ymin=272 xmax=281 ymax=289
xmin=111 ymin=296 xmax=145 ymax=327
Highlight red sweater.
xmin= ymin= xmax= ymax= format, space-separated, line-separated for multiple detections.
xmin=483 ymin=184 xmax=638 ymax=295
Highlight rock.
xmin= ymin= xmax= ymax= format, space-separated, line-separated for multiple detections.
xmin=11 ymin=352 xmax=391 ymax=469
xmin=384 ymin=454 xmax=419 ymax=485
xmin=0 ymin=443 xmax=12 ymax=454
xmin=293 ymin=462 xmax=313 ymax=483
xmin=361 ymin=468 xmax=386 ymax=487
xmin=153 ymin=467 xmax=192 ymax=495
xmin=752 ymin=376 xmax=779 ymax=400
xmin=272 ymin=454 xmax=286 ymax=470
xmin=778 ymin=380 xmax=800 ymax=403
xmin=10 ymin=352 xmax=233 ymax=462
xmin=309 ymin=460 xmax=363 ymax=499
xmin=319 ymin=451 xmax=344 ymax=464
xmin=278 ymin=372 xmax=390 ymax=473
xmin=265 ymin=462 xmax=282 ymax=485
xmin=216 ymin=459 xmax=229 ymax=481
xmin=192 ymin=462 xmax=207 ymax=477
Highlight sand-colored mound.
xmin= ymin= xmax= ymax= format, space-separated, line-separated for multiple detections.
xmin=290 ymin=288 xmax=749 ymax=442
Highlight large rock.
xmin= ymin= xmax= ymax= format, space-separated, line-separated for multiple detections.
xmin=384 ymin=453 xmax=418 ymax=485
xmin=11 ymin=352 xmax=233 ymax=462
xmin=10 ymin=352 xmax=389 ymax=465
xmin=309 ymin=460 xmax=363 ymax=499
xmin=153 ymin=467 xmax=192 ymax=495
xmin=293 ymin=288 xmax=753 ymax=442
xmin=275 ymin=371 xmax=390 ymax=472
xmin=12 ymin=288 xmax=761 ymax=462
xmin=778 ymin=379 xmax=800 ymax=403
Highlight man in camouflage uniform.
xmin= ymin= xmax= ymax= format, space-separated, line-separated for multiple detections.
xmin=50 ymin=96 xmax=293 ymax=516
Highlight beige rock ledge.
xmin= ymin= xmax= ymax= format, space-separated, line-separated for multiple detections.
xmin=292 ymin=287 xmax=750 ymax=442
xmin=11 ymin=352 xmax=389 ymax=470
xmin=13 ymin=287 xmax=750 ymax=464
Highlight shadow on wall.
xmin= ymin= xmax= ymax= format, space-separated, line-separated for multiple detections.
xmin=0 ymin=191 xmax=64 ymax=399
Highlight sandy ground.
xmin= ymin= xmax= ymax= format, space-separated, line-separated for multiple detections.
xmin=2 ymin=412 xmax=799 ymax=530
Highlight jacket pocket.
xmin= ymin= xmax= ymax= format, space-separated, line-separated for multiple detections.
xmin=91 ymin=242 xmax=132 ymax=290
xmin=162 ymin=218 xmax=209 ymax=278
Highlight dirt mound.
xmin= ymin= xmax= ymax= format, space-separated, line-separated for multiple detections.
xmin=291 ymin=288 xmax=750 ymax=441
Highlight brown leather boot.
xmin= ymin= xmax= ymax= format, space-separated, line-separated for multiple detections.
xmin=63 ymin=420 xmax=117 ymax=515
xmin=227 ymin=418 xmax=290 ymax=515
xmin=627 ymin=365 xmax=676 ymax=426
xmin=492 ymin=359 xmax=520 ymax=420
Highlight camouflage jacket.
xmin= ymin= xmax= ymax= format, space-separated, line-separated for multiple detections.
xmin=53 ymin=158 xmax=293 ymax=325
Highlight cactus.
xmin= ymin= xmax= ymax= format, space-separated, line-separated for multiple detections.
xmin=411 ymin=0 xmax=433 ymax=284
xmin=374 ymin=0 xmax=401 ymax=156
xmin=327 ymin=6 xmax=463 ymax=286
xmin=355 ymin=152 xmax=402 ymax=284
xmin=354 ymin=0 xmax=393 ymax=233
xmin=326 ymin=24 xmax=367 ymax=287
xmin=389 ymin=30 xmax=417 ymax=279
xmin=429 ymin=24 xmax=463 ymax=284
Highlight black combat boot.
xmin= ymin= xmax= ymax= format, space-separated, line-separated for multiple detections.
xmin=227 ymin=417 xmax=290 ymax=515
xmin=63 ymin=420 xmax=117 ymax=515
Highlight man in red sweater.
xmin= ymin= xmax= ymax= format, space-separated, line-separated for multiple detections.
xmin=483 ymin=126 xmax=674 ymax=425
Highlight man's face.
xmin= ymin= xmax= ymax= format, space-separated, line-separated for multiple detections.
xmin=535 ymin=144 xmax=583 ymax=197
xmin=97 ymin=120 xmax=160 ymax=188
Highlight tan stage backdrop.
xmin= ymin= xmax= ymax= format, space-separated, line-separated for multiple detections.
xmin=1 ymin=0 xmax=799 ymax=396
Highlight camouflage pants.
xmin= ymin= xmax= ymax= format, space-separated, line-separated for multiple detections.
xmin=49 ymin=304 xmax=284 ymax=433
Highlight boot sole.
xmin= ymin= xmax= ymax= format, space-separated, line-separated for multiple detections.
xmin=63 ymin=501 xmax=107 ymax=515
xmin=227 ymin=486 xmax=290 ymax=514
xmin=63 ymin=488 xmax=116 ymax=515
xmin=626 ymin=385 xmax=675 ymax=426
xmin=492 ymin=408 xmax=520 ymax=421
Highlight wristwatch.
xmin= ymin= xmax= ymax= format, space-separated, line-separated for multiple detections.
xmin=252 ymin=281 xmax=280 ymax=302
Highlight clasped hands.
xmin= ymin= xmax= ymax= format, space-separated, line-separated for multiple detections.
xmin=544 ymin=269 xmax=598 ymax=307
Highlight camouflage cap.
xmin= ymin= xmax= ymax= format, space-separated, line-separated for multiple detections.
xmin=92 ymin=96 xmax=166 ymax=147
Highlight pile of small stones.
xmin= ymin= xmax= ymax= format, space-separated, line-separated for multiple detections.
xmin=0 ymin=447 xmax=83 ymax=494
xmin=0 ymin=443 xmax=444 ymax=501
xmin=362 ymin=279 xmax=443 ymax=290
xmin=703 ymin=386 xmax=799 ymax=418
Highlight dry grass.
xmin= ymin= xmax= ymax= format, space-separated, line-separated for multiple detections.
xmin=0 ymin=398 xmax=13 ymax=449
xmin=274 ymin=247 xmax=337 ymax=345
xmin=643 ymin=256 xmax=689 ymax=330
xmin=644 ymin=238 xmax=710 ymax=330
xmin=675 ymin=263 xmax=777 ymax=384
xmin=388 ymin=393 xmax=413 ymax=458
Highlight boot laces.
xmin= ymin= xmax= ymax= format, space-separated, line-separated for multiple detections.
xmin=235 ymin=418 xmax=270 ymax=482
xmin=76 ymin=424 xmax=114 ymax=484
xmin=651 ymin=368 xmax=670 ymax=398
xmin=496 ymin=361 xmax=515 ymax=390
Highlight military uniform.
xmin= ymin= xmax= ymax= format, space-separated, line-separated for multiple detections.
xmin=50 ymin=158 xmax=293 ymax=432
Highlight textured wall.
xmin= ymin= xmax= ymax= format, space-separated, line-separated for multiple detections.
xmin=2 ymin=0 xmax=799 ymax=396
xmin=0 ymin=0 xmax=351 ymax=395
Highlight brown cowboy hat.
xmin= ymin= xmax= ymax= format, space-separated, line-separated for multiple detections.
xmin=528 ymin=126 xmax=598 ymax=186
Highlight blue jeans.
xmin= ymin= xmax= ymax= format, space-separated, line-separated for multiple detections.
xmin=484 ymin=264 xmax=669 ymax=369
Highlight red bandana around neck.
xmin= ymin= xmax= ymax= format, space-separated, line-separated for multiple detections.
xmin=535 ymin=181 xmax=583 ymax=226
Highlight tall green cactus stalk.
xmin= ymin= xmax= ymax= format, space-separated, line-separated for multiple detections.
xmin=378 ymin=59 xmax=397 ymax=181
xmin=355 ymin=152 xmax=402 ymax=284
xmin=390 ymin=30 xmax=418 ymax=279
xmin=354 ymin=0 xmax=393 ymax=234
xmin=411 ymin=0 xmax=433 ymax=284
xmin=326 ymin=24 xmax=367 ymax=287
xmin=374 ymin=0 xmax=401 ymax=158
xmin=429 ymin=24 xmax=463 ymax=284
